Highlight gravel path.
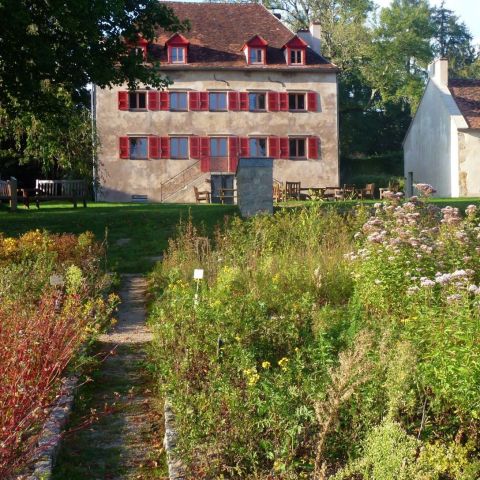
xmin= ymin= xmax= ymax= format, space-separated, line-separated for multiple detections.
xmin=52 ymin=274 xmax=166 ymax=480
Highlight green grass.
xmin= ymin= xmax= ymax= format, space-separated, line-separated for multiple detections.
xmin=0 ymin=202 xmax=237 ymax=273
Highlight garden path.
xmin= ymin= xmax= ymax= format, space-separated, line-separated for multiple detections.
xmin=52 ymin=274 xmax=166 ymax=479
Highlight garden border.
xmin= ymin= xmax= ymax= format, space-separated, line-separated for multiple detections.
xmin=17 ymin=376 xmax=78 ymax=480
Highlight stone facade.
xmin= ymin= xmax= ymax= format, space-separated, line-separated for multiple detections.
xmin=96 ymin=70 xmax=339 ymax=202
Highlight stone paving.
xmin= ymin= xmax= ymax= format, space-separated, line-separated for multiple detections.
xmin=52 ymin=275 xmax=166 ymax=480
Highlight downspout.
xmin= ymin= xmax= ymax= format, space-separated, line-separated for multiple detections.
xmin=90 ymin=84 xmax=98 ymax=202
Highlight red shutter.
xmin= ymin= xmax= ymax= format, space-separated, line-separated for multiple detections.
xmin=229 ymin=137 xmax=239 ymax=172
xmin=190 ymin=137 xmax=200 ymax=159
xmin=189 ymin=92 xmax=199 ymax=111
xmin=279 ymin=92 xmax=289 ymax=111
xmin=149 ymin=136 xmax=160 ymax=159
xmin=280 ymin=137 xmax=289 ymax=159
xmin=268 ymin=137 xmax=279 ymax=158
xmin=267 ymin=92 xmax=279 ymax=111
xmin=119 ymin=137 xmax=129 ymax=158
xmin=239 ymin=137 xmax=249 ymax=158
xmin=160 ymin=137 xmax=170 ymax=159
xmin=228 ymin=92 xmax=239 ymax=111
xmin=239 ymin=92 xmax=249 ymax=111
xmin=200 ymin=137 xmax=210 ymax=172
xmin=148 ymin=91 xmax=159 ymax=110
xmin=308 ymin=137 xmax=319 ymax=159
xmin=118 ymin=91 xmax=128 ymax=110
xmin=160 ymin=91 xmax=169 ymax=110
xmin=307 ymin=92 xmax=317 ymax=112
xmin=199 ymin=92 xmax=209 ymax=111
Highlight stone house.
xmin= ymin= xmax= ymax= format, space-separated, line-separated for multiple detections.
xmin=404 ymin=58 xmax=480 ymax=197
xmin=94 ymin=2 xmax=339 ymax=203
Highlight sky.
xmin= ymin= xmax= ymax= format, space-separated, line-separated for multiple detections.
xmin=375 ymin=0 xmax=480 ymax=45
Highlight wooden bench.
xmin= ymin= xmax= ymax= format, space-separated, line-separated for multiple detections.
xmin=22 ymin=180 xmax=88 ymax=208
xmin=0 ymin=178 xmax=18 ymax=211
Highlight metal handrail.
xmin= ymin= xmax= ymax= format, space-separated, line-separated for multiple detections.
xmin=160 ymin=160 xmax=201 ymax=201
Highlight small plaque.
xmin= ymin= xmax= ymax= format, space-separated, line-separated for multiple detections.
xmin=49 ymin=274 xmax=65 ymax=287
xmin=193 ymin=269 xmax=204 ymax=280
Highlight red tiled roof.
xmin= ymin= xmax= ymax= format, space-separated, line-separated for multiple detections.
xmin=151 ymin=2 xmax=337 ymax=70
xmin=449 ymin=79 xmax=480 ymax=129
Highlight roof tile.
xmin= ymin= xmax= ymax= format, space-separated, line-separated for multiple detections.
xmin=151 ymin=2 xmax=336 ymax=70
xmin=449 ymin=78 xmax=480 ymax=129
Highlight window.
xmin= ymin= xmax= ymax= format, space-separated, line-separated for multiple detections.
xmin=209 ymin=92 xmax=227 ymax=111
xmin=249 ymin=48 xmax=264 ymax=64
xmin=129 ymin=137 xmax=148 ymax=159
xmin=289 ymin=93 xmax=305 ymax=111
xmin=289 ymin=138 xmax=306 ymax=158
xmin=290 ymin=49 xmax=303 ymax=64
xmin=170 ymin=46 xmax=185 ymax=63
xmin=129 ymin=91 xmax=147 ymax=110
xmin=249 ymin=92 xmax=266 ymax=111
xmin=249 ymin=138 xmax=267 ymax=157
xmin=170 ymin=137 xmax=188 ymax=159
xmin=210 ymin=138 xmax=228 ymax=157
xmin=170 ymin=92 xmax=187 ymax=111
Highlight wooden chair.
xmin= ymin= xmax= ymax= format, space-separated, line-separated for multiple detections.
xmin=273 ymin=183 xmax=283 ymax=202
xmin=194 ymin=186 xmax=210 ymax=204
xmin=359 ymin=183 xmax=375 ymax=200
xmin=285 ymin=181 xmax=301 ymax=200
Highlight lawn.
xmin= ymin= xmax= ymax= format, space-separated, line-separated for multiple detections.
xmin=0 ymin=202 xmax=238 ymax=273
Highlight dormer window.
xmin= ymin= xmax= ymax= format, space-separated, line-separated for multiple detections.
xmin=127 ymin=35 xmax=148 ymax=61
xmin=242 ymin=34 xmax=268 ymax=65
xmin=249 ymin=48 xmax=264 ymax=64
xmin=171 ymin=46 xmax=186 ymax=63
xmin=283 ymin=35 xmax=308 ymax=66
xmin=165 ymin=33 xmax=190 ymax=64
xmin=290 ymin=49 xmax=304 ymax=65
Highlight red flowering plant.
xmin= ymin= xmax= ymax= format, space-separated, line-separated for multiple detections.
xmin=0 ymin=230 xmax=117 ymax=477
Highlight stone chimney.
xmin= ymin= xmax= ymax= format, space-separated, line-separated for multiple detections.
xmin=297 ymin=21 xmax=322 ymax=55
xmin=428 ymin=57 xmax=449 ymax=86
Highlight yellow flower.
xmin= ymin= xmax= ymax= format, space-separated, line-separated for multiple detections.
xmin=262 ymin=361 xmax=271 ymax=370
xmin=278 ymin=357 xmax=289 ymax=370
xmin=243 ymin=367 xmax=260 ymax=386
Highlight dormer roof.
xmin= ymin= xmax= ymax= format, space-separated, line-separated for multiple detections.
xmin=151 ymin=2 xmax=337 ymax=71
xmin=242 ymin=34 xmax=269 ymax=50
xmin=165 ymin=32 xmax=190 ymax=46
xmin=282 ymin=35 xmax=308 ymax=49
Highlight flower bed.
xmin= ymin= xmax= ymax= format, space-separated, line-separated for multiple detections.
xmin=0 ymin=230 xmax=117 ymax=477
xmin=150 ymin=199 xmax=480 ymax=479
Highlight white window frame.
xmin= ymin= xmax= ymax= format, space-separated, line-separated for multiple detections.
xmin=170 ymin=92 xmax=188 ymax=111
xmin=210 ymin=137 xmax=228 ymax=157
xmin=248 ymin=92 xmax=266 ymax=111
xmin=170 ymin=137 xmax=189 ymax=159
xmin=288 ymin=93 xmax=306 ymax=111
xmin=209 ymin=92 xmax=227 ymax=111
xmin=170 ymin=46 xmax=186 ymax=64
xmin=128 ymin=91 xmax=147 ymax=111
xmin=289 ymin=138 xmax=306 ymax=159
xmin=249 ymin=48 xmax=264 ymax=64
xmin=290 ymin=49 xmax=304 ymax=65
xmin=249 ymin=138 xmax=267 ymax=157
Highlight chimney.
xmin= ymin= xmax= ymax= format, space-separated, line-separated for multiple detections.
xmin=297 ymin=22 xmax=322 ymax=55
xmin=428 ymin=58 xmax=449 ymax=86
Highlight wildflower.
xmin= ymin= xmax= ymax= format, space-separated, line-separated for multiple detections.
xmin=262 ymin=361 xmax=271 ymax=370
xmin=374 ymin=279 xmax=382 ymax=285
xmin=414 ymin=183 xmax=437 ymax=196
xmin=278 ymin=357 xmax=289 ymax=370
xmin=446 ymin=294 xmax=462 ymax=304
xmin=374 ymin=202 xmax=382 ymax=209
xmin=407 ymin=286 xmax=420 ymax=295
xmin=420 ymin=277 xmax=435 ymax=288
xmin=466 ymin=204 xmax=477 ymax=217
xmin=243 ymin=367 xmax=260 ymax=386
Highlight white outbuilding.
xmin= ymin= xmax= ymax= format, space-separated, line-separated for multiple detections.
xmin=404 ymin=58 xmax=480 ymax=197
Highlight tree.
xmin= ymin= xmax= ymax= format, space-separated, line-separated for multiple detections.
xmin=431 ymin=1 xmax=477 ymax=76
xmin=0 ymin=86 xmax=94 ymax=180
xmin=0 ymin=0 xmax=188 ymax=113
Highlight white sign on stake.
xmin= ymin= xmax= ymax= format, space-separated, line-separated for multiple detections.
xmin=193 ymin=269 xmax=204 ymax=280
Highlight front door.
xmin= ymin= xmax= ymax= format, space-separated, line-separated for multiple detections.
xmin=211 ymin=174 xmax=235 ymax=204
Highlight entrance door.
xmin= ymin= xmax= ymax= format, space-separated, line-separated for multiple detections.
xmin=211 ymin=174 xmax=235 ymax=204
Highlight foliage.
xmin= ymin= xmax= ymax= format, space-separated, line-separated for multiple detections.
xmin=0 ymin=0 xmax=187 ymax=114
xmin=0 ymin=230 xmax=117 ymax=477
xmin=0 ymin=86 xmax=94 ymax=180
xmin=150 ymin=197 xmax=480 ymax=478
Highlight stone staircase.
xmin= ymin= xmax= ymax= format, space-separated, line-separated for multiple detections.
xmin=160 ymin=161 xmax=208 ymax=202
